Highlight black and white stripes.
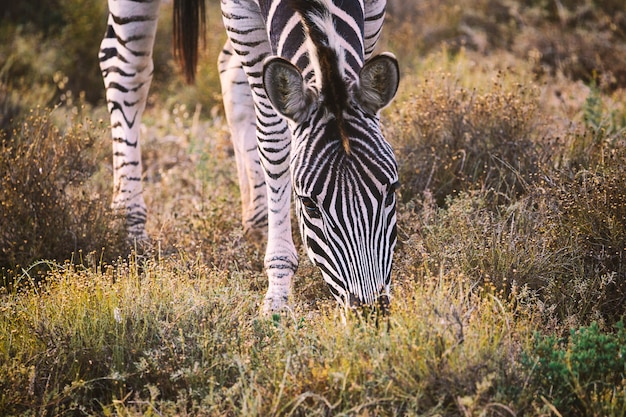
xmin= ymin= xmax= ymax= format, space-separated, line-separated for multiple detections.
xmin=99 ymin=0 xmax=161 ymax=241
xmin=100 ymin=0 xmax=399 ymax=312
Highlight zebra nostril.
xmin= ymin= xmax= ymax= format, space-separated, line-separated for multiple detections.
xmin=347 ymin=293 xmax=390 ymax=313
xmin=377 ymin=294 xmax=390 ymax=316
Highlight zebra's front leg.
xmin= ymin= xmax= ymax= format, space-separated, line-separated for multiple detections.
xmin=258 ymin=129 xmax=298 ymax=312
xmin=218 ymin=42 xmax=268 ymax=240
xmin=220 ymin=0 xmax=298 ymax=312
xmin=223 ymin=72 xmax=298 ymax=311
xmin=253 ymin=67 xmax=298 ymax=312
xmin=250 ymin=95 xmax=298 ymax=312
xmin=99 ymin=0 xmax=160 ymax=243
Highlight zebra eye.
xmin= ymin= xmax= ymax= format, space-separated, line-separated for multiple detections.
xmin=385 ymin=191 xmax=395 ymax=207
xmin=385 ymin=182 xmax=399 ymax=207
xmin=300 ymin=197 xmax=321 ymax=218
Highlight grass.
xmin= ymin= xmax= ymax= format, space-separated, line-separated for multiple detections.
xmin=1 ymin=258 xmax=532 ymax=416
xmin=387 ymin=56 xmax=542 ymax=207
xmin=2 ymin=0 xmax=626 ymax=415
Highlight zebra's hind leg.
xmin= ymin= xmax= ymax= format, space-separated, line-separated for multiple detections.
xmin=218 ymin=41 xmax=268 ymax=242
xmin=99 ymin=0 xmax=160 ymax=243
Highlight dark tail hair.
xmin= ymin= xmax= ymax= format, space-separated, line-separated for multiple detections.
xmin=173 ymin=0 xmax=206 ymax=84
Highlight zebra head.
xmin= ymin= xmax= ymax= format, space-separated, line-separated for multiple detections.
xmin=262 ymin=45 xmax=400 ymax=310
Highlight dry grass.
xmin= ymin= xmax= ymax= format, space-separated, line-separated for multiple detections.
xmin=0 ymin=257 xmax=531 ymax=416
xmin=387 ymin=57 xmax=542 ymax=207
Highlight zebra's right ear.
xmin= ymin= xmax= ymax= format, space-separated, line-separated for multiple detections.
xmin=263 ymin=57 xmax=315 ymax=123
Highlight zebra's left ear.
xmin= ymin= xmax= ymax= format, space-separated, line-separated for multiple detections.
xmin=263 ymin=57 xmax=315 ymax=123
xmin=356 ymin=52 xmax=400 ymax=115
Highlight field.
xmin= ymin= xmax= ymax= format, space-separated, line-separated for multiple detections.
xmin=2 ymin=0 xmax=626 ymax=415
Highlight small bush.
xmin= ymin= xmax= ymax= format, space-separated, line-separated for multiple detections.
xmin=0 ymin=107 xmax=126 ymax=280
xmin=0 ymin=31 xmax=59 ymax=131
xmin=514 ymin=1 xmax=626 ymax=92
xmin=0 ymin=0 xmax=107 ymax=105
xmin=384 ymin=0 xmax=516 ymax=61
xmin=396 ymin=162 xmax=626 ymax=326
xmin=523 ymin=321 xmax=626 ymax=416
xmin=388 ymin=69 xmax=542 ymax=207
xmin=0 ymin=0 xmax=184 ymax=107
xmin=560 ymin=81 xmax=626 ymax=170
xmin=396 ymin=191 xmax=569 ymax=311
xmin=545 ymin=156 xmax=626 ymax=322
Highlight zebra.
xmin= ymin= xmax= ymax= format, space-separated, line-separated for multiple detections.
xmin=99 ymin=0 xmax=400 ymax=313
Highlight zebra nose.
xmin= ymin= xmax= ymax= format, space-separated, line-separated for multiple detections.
xmin=377 ymin=294 xmax=390 ymax=315
xmin=347 ymin=293 xmax=391 ymax=316
xmin=348 ymin=292 xmax=364 ymax=308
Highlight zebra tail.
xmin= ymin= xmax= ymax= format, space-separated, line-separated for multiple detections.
xmin=173 ymin=0 xmax=206 ymax=84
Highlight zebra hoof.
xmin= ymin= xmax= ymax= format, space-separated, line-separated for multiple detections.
xmin=261 ymin=294 xmax=290 ymax=315
xmin=125 ymin=231 xmax=153 ymax=257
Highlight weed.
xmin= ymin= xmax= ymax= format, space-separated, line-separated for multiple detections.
xmin=545 ymin=155 xmax=626 ymax=322
xmin=559 ymin=79 xmax=626 ymax=170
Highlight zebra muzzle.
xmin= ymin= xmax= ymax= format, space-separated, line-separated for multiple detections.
xmin=348 ymin=293 xmax=390 ymax=316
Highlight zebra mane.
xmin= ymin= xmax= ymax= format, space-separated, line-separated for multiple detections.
xmin=289 ymin=0 xmax=352 ymax=154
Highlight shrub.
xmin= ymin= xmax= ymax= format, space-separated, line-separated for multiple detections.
xmin=0 ymin=30 xmax=59 ymax=132
xmin=544 ymin=156 xmax=626 ymax=322
xmin=384 ymin=0 xmax=626 ymax=91
xmin=560 ymin=81 xmax=626 ymax=170
xmin=387 ymin=69 xmax=542 ymax=208
xmin=523 ymin=321 xmax=626 ymax=416
xmin=537 ymin=84 xmax=626 ymax=322
xmin=0 ymin=0 xmax=183 ymax=107
xmin=396 ymin=190 xmax=569 ymax=312
xmin=396 ymin=170 xmax=626 ymax=327
xmin=0 ymin=107 xmax=126 ymax=281
xmin=0 ymin=0 xmax=107 ymax=105
xmin=384 ymin=0 xmax=517 ymax=61
xmin=395 ymin=157 xmax=626 ymax=326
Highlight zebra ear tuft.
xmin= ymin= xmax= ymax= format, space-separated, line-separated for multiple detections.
xmin=356 ymin=53 xmax=400 ymax=115
xmin=263 ymin=57 xmax=315 ymax=123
